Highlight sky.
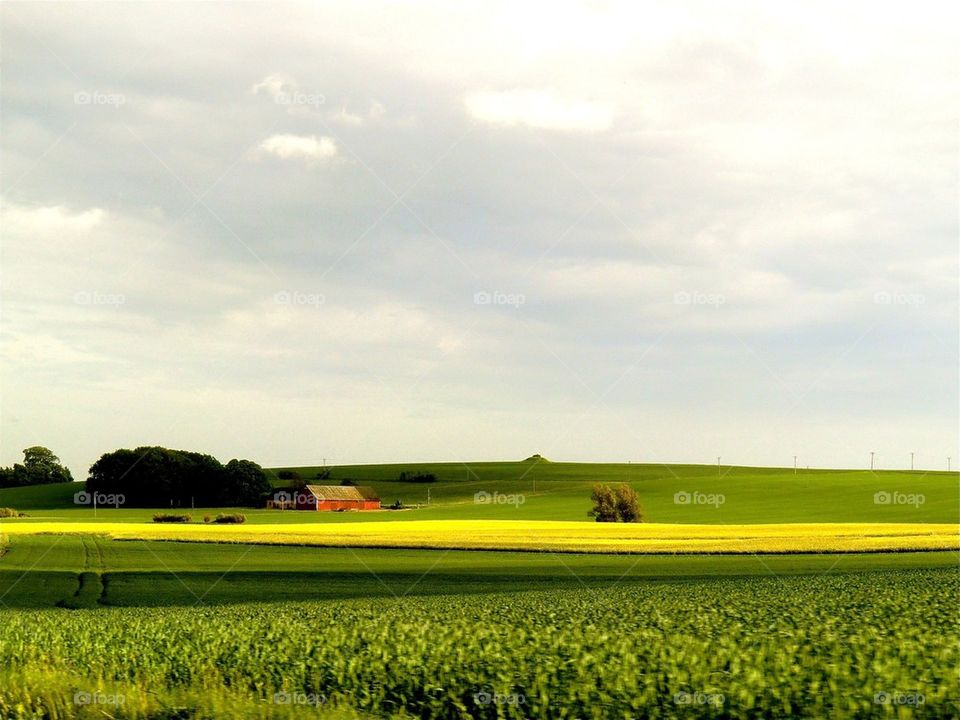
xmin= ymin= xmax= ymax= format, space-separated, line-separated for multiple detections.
xmin=1 ymin=1 xmax=957 ymax=480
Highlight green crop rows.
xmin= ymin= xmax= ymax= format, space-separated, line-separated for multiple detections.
xmin=0 ymin=568 xmax=956 ymax=719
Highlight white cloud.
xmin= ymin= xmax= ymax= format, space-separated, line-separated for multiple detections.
xmin=2 ymin=200 xmax=105 ymax=235
xmin=250 ymin=73 xmax=298 ymax=102
xmin=465 ymin=90 xmax=614 ymax=132
xmin=259 ymin=134 xmax=337 ymax=161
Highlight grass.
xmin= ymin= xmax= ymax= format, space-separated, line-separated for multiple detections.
xmin=2 ymin=461 xmax=957 ymax=525
xmin=0 ymin=570 xmax=956 ymax=718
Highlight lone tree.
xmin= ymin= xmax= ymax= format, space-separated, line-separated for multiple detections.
xmin=588 ymin=483 xmax=642 ymax=523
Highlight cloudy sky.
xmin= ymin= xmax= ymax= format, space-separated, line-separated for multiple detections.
xmin=1 ymin=1 xmax=957 ymax=479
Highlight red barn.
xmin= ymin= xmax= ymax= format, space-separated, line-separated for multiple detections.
xmin=295 ymin=485 xmax=381 ymax=511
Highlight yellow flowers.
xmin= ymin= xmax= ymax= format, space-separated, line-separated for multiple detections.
xmin=4 ymin=520 xmax=957 ymax=554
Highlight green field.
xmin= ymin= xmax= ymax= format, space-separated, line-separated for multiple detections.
xmin=3 ymin=460 xmax=957 ymax=524
xmin=1 ymin=460 xmax=958 ymax=718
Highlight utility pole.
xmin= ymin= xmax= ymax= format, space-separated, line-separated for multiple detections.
xmin=793 ymin=456 xmax=797 ymax=474
xmin=870 ymin=452 xmax=875 ymax=471
xmin=717 ymin=456 xmax=721 ymax=477
xmin=948 ymin=457 xmax=952 ymax=472
xmin=910 ymin=452 xmax=914 ymax=471
xmin=427 ymin=488 xmax=430 ymax=506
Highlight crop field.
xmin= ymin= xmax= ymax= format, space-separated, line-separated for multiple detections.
xmin=3 ymin=519 xmax=958 ymax=554
xmin=1 ymin=461 xmax=958 ymax=718
xmin=1 ymin=569 xmax=957 ymax=719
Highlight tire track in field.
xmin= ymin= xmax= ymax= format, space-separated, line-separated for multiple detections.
xmin=58 ymin=535 xmax=107 ymax=608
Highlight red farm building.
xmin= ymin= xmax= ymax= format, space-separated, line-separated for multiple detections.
xmin=295 ymin=485 xmax=381 ymax=511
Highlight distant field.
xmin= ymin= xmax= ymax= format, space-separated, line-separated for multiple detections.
xmin=3 ymin=519 xmax=957 ymax=554
xmin=2 ymin=459 xmax=957 ymax=524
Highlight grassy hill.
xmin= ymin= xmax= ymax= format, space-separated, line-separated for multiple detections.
xmin=265 ymin=460 xmax=959 ymax=524
xmin=2 ymin=460 xmax=957 ymax=523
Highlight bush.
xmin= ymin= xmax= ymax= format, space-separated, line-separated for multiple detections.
xmin=390 ymin=499 xmax=404 ymax=510
xmin=340 ymin=479 xmax=356 ymax=486
xmin=588 ymin=484 xmax=642 ymax=523
xmin=0 ymin=507 xmax=25 ymax=518
xmin=212 ymin=513 xmax=246 ymax=524
xmin=398 ymin=471 xmax=437 ymax=483
xmin=277 ymin=470 xmax=300 ymax=480
xmin=203 ymin=514 xmax=212 ymax=523
xmin=152 ymin=513 xmax=192 ymax=523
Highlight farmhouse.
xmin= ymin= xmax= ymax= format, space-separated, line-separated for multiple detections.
xmin=296 ymin=485 xmax=381 ymax=511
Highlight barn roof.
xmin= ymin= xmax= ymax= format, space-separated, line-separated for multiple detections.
xmin=304 ymin=485 xmax=379 ymax=501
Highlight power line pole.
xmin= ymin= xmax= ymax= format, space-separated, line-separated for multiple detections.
xmin=910 ymin=452 xmax=914 ymax=471
xmin=870 ymin=451 xmax=875 ymax=471
xmin=793 ymin=455 xmax=797 ymax=474
xmin=948 ymin=457 xmax=952 ymax=472
xmin=427 ymin=488 xmax=430 ymax=506
xmin=717 ymin=456 xmax=721 ymax=477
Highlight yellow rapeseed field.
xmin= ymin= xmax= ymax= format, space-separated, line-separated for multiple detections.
xmin=2 ymin=520 xmax=957 ymax=553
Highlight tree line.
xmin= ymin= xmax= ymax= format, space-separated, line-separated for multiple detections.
xmin=1 ymin=444 xmax=271 ymax=507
